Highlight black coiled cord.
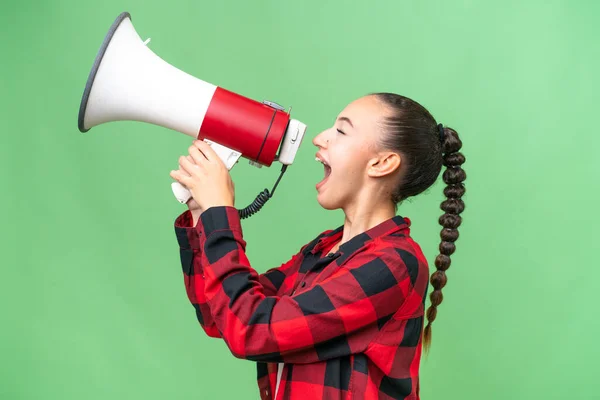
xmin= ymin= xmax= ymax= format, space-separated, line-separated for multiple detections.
xmin=238 ymin=165 xmax=288 ymax=219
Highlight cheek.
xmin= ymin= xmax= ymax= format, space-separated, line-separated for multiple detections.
xmin=333 ymin=146 xmax=371 ymax=179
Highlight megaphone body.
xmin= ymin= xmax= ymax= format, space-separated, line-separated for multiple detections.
xmin=78 ymin=12 xmax=307 ymax=208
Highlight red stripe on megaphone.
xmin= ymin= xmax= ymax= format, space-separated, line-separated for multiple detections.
xmin=199 ymin=87 xmax=290 ymax=166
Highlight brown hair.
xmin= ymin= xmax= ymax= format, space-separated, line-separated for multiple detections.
xmin=373 ymin=93 xmax=466 ymax=351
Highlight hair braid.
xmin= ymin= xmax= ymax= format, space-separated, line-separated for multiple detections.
xmin=423 ymin=126 xmax=466 ymax=351
xmin=372 ymin=93 xmax=467 ymax=351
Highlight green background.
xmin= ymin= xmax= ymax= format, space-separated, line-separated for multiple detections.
xmin=2 ymin=0 xmax=599 ymax=399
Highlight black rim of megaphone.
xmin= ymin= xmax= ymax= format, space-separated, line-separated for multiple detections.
xmin=78 ymin=12 xmax=132 ymax=133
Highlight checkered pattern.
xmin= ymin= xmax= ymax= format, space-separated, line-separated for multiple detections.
xmin=175 ymin=206 xmax=429 ymax=400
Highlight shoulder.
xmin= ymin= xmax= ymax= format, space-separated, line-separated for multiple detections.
xmin=382 ymin=232 xmax=429 ymax=272
xmin=342 ymin=234 xmax=429 ymax=293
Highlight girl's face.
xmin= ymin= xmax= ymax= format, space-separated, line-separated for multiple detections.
xmin=312 ymin=95 xmax=401 ymax=212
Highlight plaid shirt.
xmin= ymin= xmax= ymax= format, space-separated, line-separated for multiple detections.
xmin=174 ymin=206 xmax=429 ymax=400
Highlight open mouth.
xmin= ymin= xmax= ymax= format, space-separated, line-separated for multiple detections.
xmin=316 ymin=156 xmax=331 ymax=189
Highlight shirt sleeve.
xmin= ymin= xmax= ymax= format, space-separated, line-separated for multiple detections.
xmin=196 ymin=206 xmax=425 ymax=364
xmin=174 ymin=210 xmax=303 ymax=339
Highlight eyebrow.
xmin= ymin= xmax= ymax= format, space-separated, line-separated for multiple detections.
xmin=337 ymin=116 xmax=354 ymax=128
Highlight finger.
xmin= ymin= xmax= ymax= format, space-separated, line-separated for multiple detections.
xmin=182 ymin=156 xmax=200 ymax=173
xmin=188 ymin=145 xmax=208 ymax=166
xmin=179 ymin=155 xmax=201 ymax=176
xmin=193 ymin=140 xmax=219 ymax=161
xmin=170 ymin=169 xmax=193 ymax=186
xmin=176 ymin=158 xmax=193 ymax=175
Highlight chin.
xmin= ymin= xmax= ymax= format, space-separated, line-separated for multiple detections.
xmin=316 ymin=193 xmax=343 ymax=210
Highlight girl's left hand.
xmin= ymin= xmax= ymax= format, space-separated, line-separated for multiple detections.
xmin=170 ymin=140 xmax=235 ymax=211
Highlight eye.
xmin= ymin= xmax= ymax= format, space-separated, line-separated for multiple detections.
xmin=336 ymin=129 xmax=345 ymax=135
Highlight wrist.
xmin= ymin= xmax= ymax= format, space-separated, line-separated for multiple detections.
xmin=191 ymin=210 xmax=202 ymax=226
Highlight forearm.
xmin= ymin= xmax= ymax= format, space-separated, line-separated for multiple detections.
xmin=175 ymin=210 xmax=222 ymax=338
xmin=183 ymin=253 xmax=222 ymax=338
xmin=175 ymin=208 xmax=294 ymax=342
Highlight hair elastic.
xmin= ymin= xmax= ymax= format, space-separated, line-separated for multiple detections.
xmin=437 ymin=124 xmax=445 ymax=142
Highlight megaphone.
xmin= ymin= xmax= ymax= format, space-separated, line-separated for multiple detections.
xmin=78 ymin=12 xmax=307 ymax=218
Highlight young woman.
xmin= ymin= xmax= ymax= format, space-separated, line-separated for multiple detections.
xmin=171 ymin=92 xmax=466 ymax=400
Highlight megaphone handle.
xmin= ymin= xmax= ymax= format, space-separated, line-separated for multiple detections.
xmin=171 ymin=182 xmax=193 ymax=204
xmin=171 ymin=140 xmax=242 ymax=204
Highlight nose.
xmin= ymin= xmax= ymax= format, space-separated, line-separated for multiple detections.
xmin=312 ymin=129 xmax=330 ymax=148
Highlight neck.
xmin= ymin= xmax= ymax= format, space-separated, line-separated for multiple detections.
xmin=337 ymin=190 xmax=396 ymax=248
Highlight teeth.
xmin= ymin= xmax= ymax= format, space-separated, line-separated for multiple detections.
xmin=316 ymin=157 xmax=328 ymax=165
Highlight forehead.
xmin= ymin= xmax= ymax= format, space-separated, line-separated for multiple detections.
xmin=337 ymin=95 xmax=390 ymax=131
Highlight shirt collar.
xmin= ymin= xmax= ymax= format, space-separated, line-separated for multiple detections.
xmin=311 ymin=215 xmax=410 ymax=257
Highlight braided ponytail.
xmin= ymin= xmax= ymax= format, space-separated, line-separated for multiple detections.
xmin=372 ymin=93 xmax=467 ymax=351
xmin=423 ymin=126 xmax=466 ymax=351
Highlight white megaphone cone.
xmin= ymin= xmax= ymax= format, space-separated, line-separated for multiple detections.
xmin=78 ymin=12 xmax=307 ymax=217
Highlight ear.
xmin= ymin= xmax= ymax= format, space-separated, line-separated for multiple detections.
xmin=367 ymin=152 xmax=401 ymax=178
